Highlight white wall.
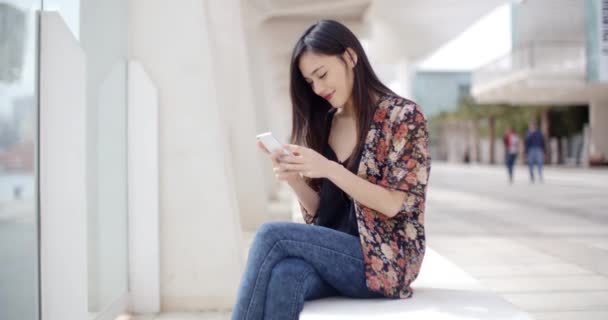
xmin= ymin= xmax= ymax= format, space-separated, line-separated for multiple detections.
xmin=129 ymin=0 xmax=244 ymax=310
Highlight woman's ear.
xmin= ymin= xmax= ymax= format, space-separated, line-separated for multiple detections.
xmin=344 ymin=47 xmax=358 ymax=68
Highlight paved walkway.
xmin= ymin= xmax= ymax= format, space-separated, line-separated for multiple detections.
xmin=426 ymin=163 xmax=608 ymax=320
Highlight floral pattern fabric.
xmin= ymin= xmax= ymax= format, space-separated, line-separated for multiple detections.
xmin=301 ymin=94 xmax=431 ymax=299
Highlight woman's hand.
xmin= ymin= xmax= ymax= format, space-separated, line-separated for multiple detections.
xmin=256 ymin=140 xmax=301 ymax=184
xmin=279 ymin=144 xmax=333 ymax=179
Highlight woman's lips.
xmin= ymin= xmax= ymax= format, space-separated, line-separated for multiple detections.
xmin=323 ymin=91 xmax=335 ymax=101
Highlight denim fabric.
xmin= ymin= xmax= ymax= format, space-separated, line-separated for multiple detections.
xmin=231 ymin=222 xmax=384 ymax=320
xmin=527 ymin=147 xmax=544 ymax=182
xmin=506 ymin=153 xmax=517 ymax=182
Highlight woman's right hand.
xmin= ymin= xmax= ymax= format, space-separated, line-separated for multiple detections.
xmin=256 ymin=140 xmax=302 ymax=184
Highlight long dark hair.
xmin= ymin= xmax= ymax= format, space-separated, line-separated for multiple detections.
xmin=289 ymin=19 xmax=394 ymax=190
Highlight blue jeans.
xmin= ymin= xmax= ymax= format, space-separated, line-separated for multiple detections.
xmin=527 ymin=147 xmax=544 ymax=182
xmin=506 ymin=153 xmax=517 ymax=182
xmin=231 ymin=222 xmax=384 ymax=320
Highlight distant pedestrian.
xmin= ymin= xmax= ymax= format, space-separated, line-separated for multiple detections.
xmin=525 ymin=121 xmax=545 ymax=183
xmin=504 ymin=127 xmax=519 ymax=184
xmin=464 ymin=147 xmax=471 ymax=164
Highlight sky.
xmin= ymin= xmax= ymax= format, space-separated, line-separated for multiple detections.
xmin=418 ymin=3 xmax=512 ymax=71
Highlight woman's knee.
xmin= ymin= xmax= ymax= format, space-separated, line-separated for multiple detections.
xmin=254 ymin=221 xmax=300 ymax=245
xmin=255 ymin=222 xmax=281 ymax=244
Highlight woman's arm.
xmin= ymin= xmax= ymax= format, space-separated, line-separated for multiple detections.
xmin=280 ymin=148 xmax=406 ymax=219
xmin=325 ymin=163 xmax=405 ymax=218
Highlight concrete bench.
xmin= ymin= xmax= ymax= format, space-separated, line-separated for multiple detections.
xmin=300 ymin=248 xmax=532 ymax=320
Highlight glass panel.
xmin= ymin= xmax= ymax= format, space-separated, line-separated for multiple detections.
xmin=0 ymin=1 xmax=42 ymax=319
xmin=42 ymin=0 xmax=129 ymax=318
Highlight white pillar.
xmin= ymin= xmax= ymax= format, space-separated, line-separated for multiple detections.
xmin=243 ymin=18 xmax=295 ymax=202
xmin=590 ymin=94 xmax=608 ymax=161
xmin=240 ymin=12 xmax=276 ymax=203
xmin=206 ymin=0 xmax=271 ymax=231
xmin=129 ymin=0 xmax=244 ymax=310
xmin=127 ymin=60 xmax=160 ymax=313
xmin=396 ymin=59 xmax=417 ymax=100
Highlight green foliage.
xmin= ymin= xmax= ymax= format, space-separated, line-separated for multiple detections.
xmin=429 ymin=95 xmax=543 ymax=138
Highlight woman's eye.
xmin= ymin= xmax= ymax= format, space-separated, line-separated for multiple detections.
xmin=319 ymin=72 xmax=327 ymax=79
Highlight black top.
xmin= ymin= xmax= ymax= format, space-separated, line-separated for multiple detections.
xmin=313 ymin=110 xmax=362 ymax=237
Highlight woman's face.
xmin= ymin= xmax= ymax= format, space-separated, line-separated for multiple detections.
xmin=298 ymin=50 xmax=356 ymax=108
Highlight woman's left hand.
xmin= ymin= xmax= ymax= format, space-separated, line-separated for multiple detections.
xmin=279 ymin=144 xmax=333 ymax=179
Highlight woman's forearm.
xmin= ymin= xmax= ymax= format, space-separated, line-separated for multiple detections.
xmin=326 ymin=161 xmax=405 ymax=218
xmin=288 ymin=176 xmax=320 ymax=216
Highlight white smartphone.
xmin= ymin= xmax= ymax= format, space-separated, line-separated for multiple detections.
xmin=256 ymin=132 xmax=291 ymax=156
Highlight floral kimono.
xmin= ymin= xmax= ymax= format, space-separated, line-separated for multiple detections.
xmin=301 ymin=94 xmax=431 ymax=298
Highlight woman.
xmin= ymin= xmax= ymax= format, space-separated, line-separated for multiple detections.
xmin=232 ymin=20 xmax=430 ymax=320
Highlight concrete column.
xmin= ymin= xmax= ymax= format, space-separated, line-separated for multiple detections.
xmin=129 ymin=0 xmax=244 ymax=311
xmin=241 ymin=12 xmax=276 ymax=206
xmin=590 ymin=96 xmax=608 ymax=161
xmin=128 ymin=60 xmax=160 ymax=314
xmin=396 ymin=60 xmax=416 ymax=99
xmin=206 ymin=0 xmax=270 ymax=231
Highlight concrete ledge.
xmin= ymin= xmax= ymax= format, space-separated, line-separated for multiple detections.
xmin=300 ymin=248 xmax=532 ymax=320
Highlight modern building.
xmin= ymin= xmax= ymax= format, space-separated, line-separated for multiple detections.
xmin=472 ymin=0 xmax=608 ymax=166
